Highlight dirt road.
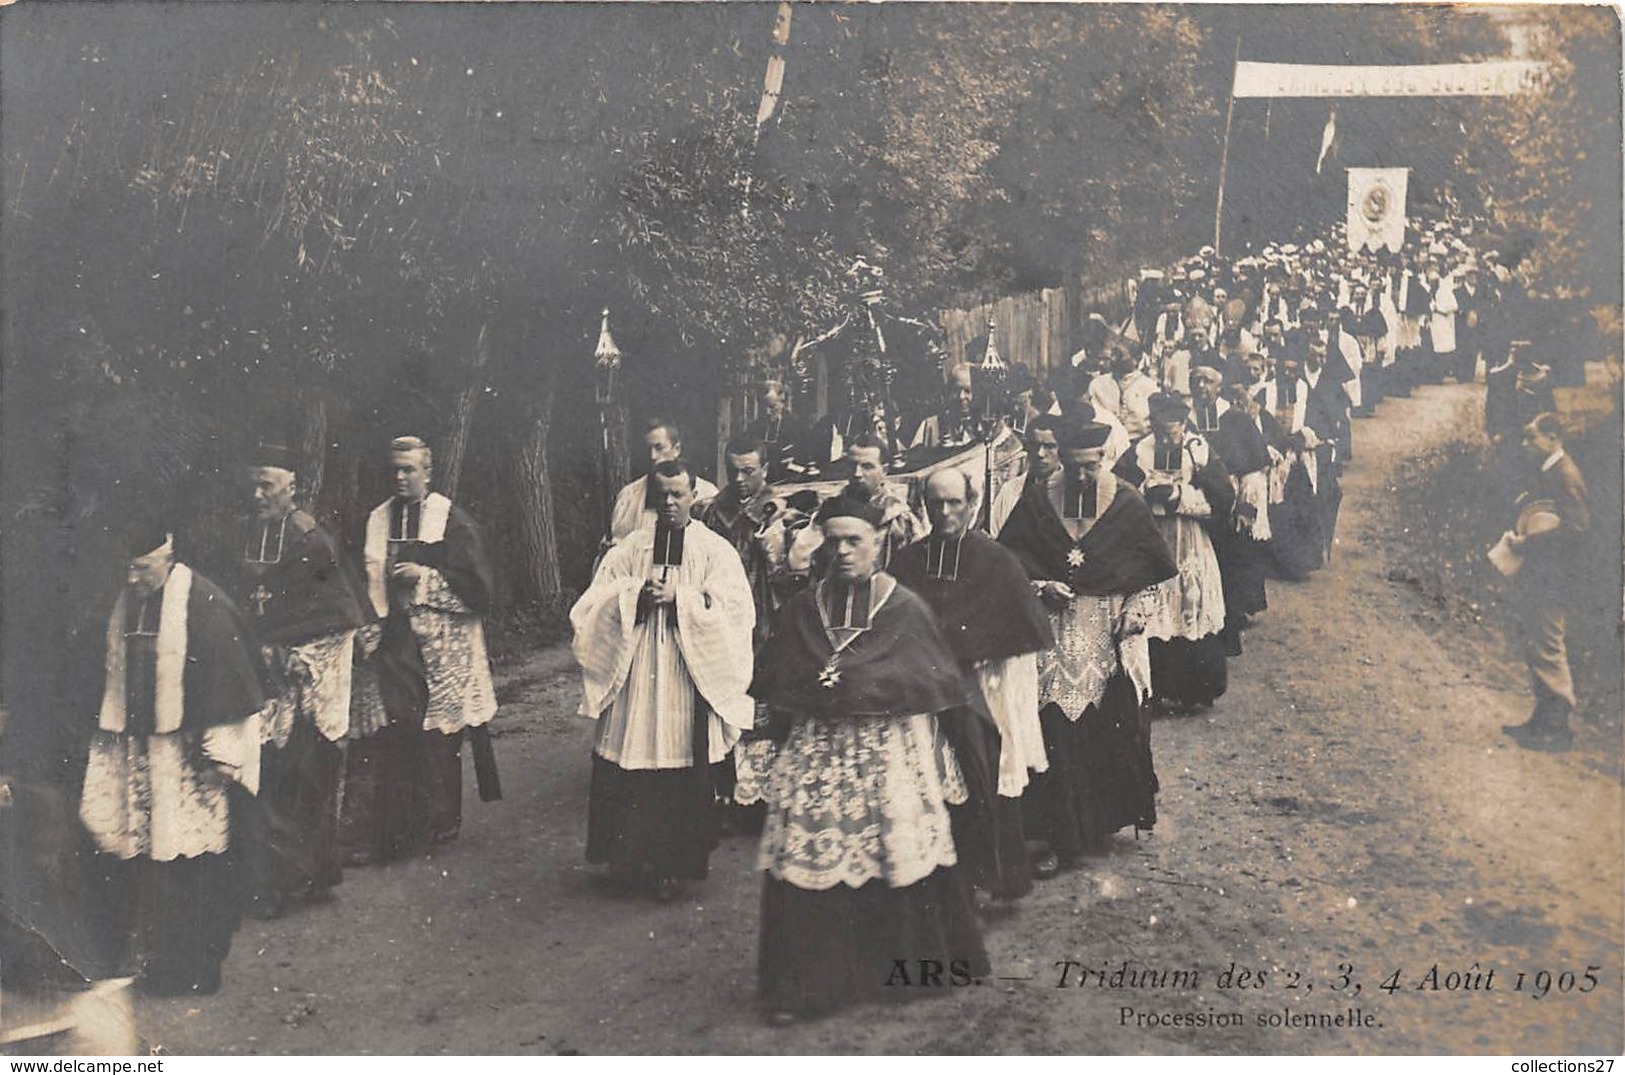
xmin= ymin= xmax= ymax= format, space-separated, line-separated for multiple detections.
xmin=133 ymin=382 xmax=1622 ymax=1055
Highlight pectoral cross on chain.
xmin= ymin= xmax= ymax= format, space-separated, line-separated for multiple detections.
xmin=1067 ymin=548 xmax=1086 ymax=568
xmin=249 ymin=583 xmax=273 ymax=617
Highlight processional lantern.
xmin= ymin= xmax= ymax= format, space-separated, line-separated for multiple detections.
xmin=976 ymin=317 xmax=1009 ymax=432
xmin=593 ymin=308 xmax=622 ymax=407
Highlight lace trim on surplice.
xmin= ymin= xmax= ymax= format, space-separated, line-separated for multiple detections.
xmin=757 ymin=712 xmax=966 ymax=890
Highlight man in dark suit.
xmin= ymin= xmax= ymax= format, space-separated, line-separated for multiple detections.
xmin=1501 ymin=414 xmax=1591 ymax=750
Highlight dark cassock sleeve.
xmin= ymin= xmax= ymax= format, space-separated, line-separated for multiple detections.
xmin=1305 ymin=382 xmax=1350 ymax=443
xmin=1323 ymin=340 xmax=1356 ymax=385
xmin=1214 ymin=410 xmax=1273 ymax=476
xmin=395 ymin=504 xmax=495 ymax=616
xmin=1191 ymin=443 xmax=1236 ymax=524
xmin=182 ymin=573 xmax=269 ymax=731
xmin=1113 ymin=439 xmax=1150 ymax=487
xmin=1256 ymin=407 xmax=1293 ymax=455
xmin=1484 ymin=367 xmax=1517 ymax=438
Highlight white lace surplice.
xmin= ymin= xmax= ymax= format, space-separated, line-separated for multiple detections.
xmin=346 ymin=570 xmax=497 ymax=739
xmin=757 ymin=713 xmax=967 ymax=890
xmin=259 ymin=630 xmax=357 ymax=747
xmin=80 ymin=715 xmax=260 ymax=861
xmin=1038 ymin=591 xmax=1156 ymax=717
xmin=1143 ymin=515 xmax=1227 ymax=643
xmin=414 ymin=570 xmax=498 ymax=735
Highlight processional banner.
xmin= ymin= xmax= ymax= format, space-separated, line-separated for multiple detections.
xmin=1346 ymin=167 xmax=1408 ymax=254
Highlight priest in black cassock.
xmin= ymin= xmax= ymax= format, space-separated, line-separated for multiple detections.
xmin=233 ymin=443 xmax=368 ymax=914
xmin=997 ymin=416 xmax=1177 ymax=866
xmin=343 ymin=436 xmax=499 ymax=865
xmin=1114 ymin=393 xmax=1234 ymax=712
xmin=751 ymin=496 xmax=990 ymax=1024
xmin=893 ymin=468 xmax=1054 ymax=901
xmin=79 ymin=520 xmax=265 ymax=994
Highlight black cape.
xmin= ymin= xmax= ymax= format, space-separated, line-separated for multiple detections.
xmin=890 ymin=531 xmax=1054 ymax=665
xmin=240 ymin=511 xmax=368 ymax=648
xmin=750 ymin=578 xmax=1002 ymax=887
xmin=996 ymin=477 xmax=1177 ymax=595
xmin=750 ymin=579 xmax=969 ymax=719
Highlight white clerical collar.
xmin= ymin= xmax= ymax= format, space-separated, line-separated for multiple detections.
xmin=1541 ymin=448 xmax=1566 ymax=472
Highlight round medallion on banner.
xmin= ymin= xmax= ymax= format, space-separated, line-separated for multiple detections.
xmin=1361 ymin=182 xmax=1392 ymax=224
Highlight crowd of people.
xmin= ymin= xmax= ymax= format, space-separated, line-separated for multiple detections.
xmin=32 ymin=213 xmax=1595 ymax=1033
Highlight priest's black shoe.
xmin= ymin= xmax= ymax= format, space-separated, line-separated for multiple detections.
xmin=1502 ymin=718 xmax=1573 ymax=751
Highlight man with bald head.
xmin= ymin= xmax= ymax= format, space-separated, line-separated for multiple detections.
xmin=893 ymin=468 xmax=1054 ymax=901
xmin=910 ymin=364 xmax=979 ymax=449
xmin=233 ymin=443 xmax=366 ymax=913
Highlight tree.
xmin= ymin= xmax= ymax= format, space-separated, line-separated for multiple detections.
xmin=1454 ymin=9 xmax=1623 ymax=306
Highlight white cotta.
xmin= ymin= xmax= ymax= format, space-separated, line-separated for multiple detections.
xmin=1128 ymin=436 xmax=1227 ymax=643
xmin=756 ymin=712 xmax=966 ymax=890
xmin=1430 ymin=276 xmax=1459 ymax=355
xmin=1236 ymin=470 xmax=1273 ymax=542
xmin=975 ymin=653 xmax=1047 ymax=797
xmin=570 ymin=523 xmax=755 ymax=766
xmin=1378 ymin=286 xmax=1402 ymax=367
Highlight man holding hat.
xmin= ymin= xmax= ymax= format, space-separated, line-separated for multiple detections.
xmin=343 ymin=435 xmax=500 ymax=864
xmin=1500 ymin=415 xmax=1591 ymax=750
xmin=79 ymin=520 xmax=265 ymax=994
xmin=1115 ymin=393 xmax=1234 ymax=710
xmin=997 ymin=416 xmax=1177 ymax=866
xmin=233 ymin=443 xmax=368 ymax=914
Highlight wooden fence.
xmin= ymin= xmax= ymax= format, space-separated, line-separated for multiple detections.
xmin=938 ymin=276 xmax=1138 ymax=377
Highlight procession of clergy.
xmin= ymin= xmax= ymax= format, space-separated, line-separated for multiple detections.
xmin=83 ymin=212 xmax=1508 ymax=1023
